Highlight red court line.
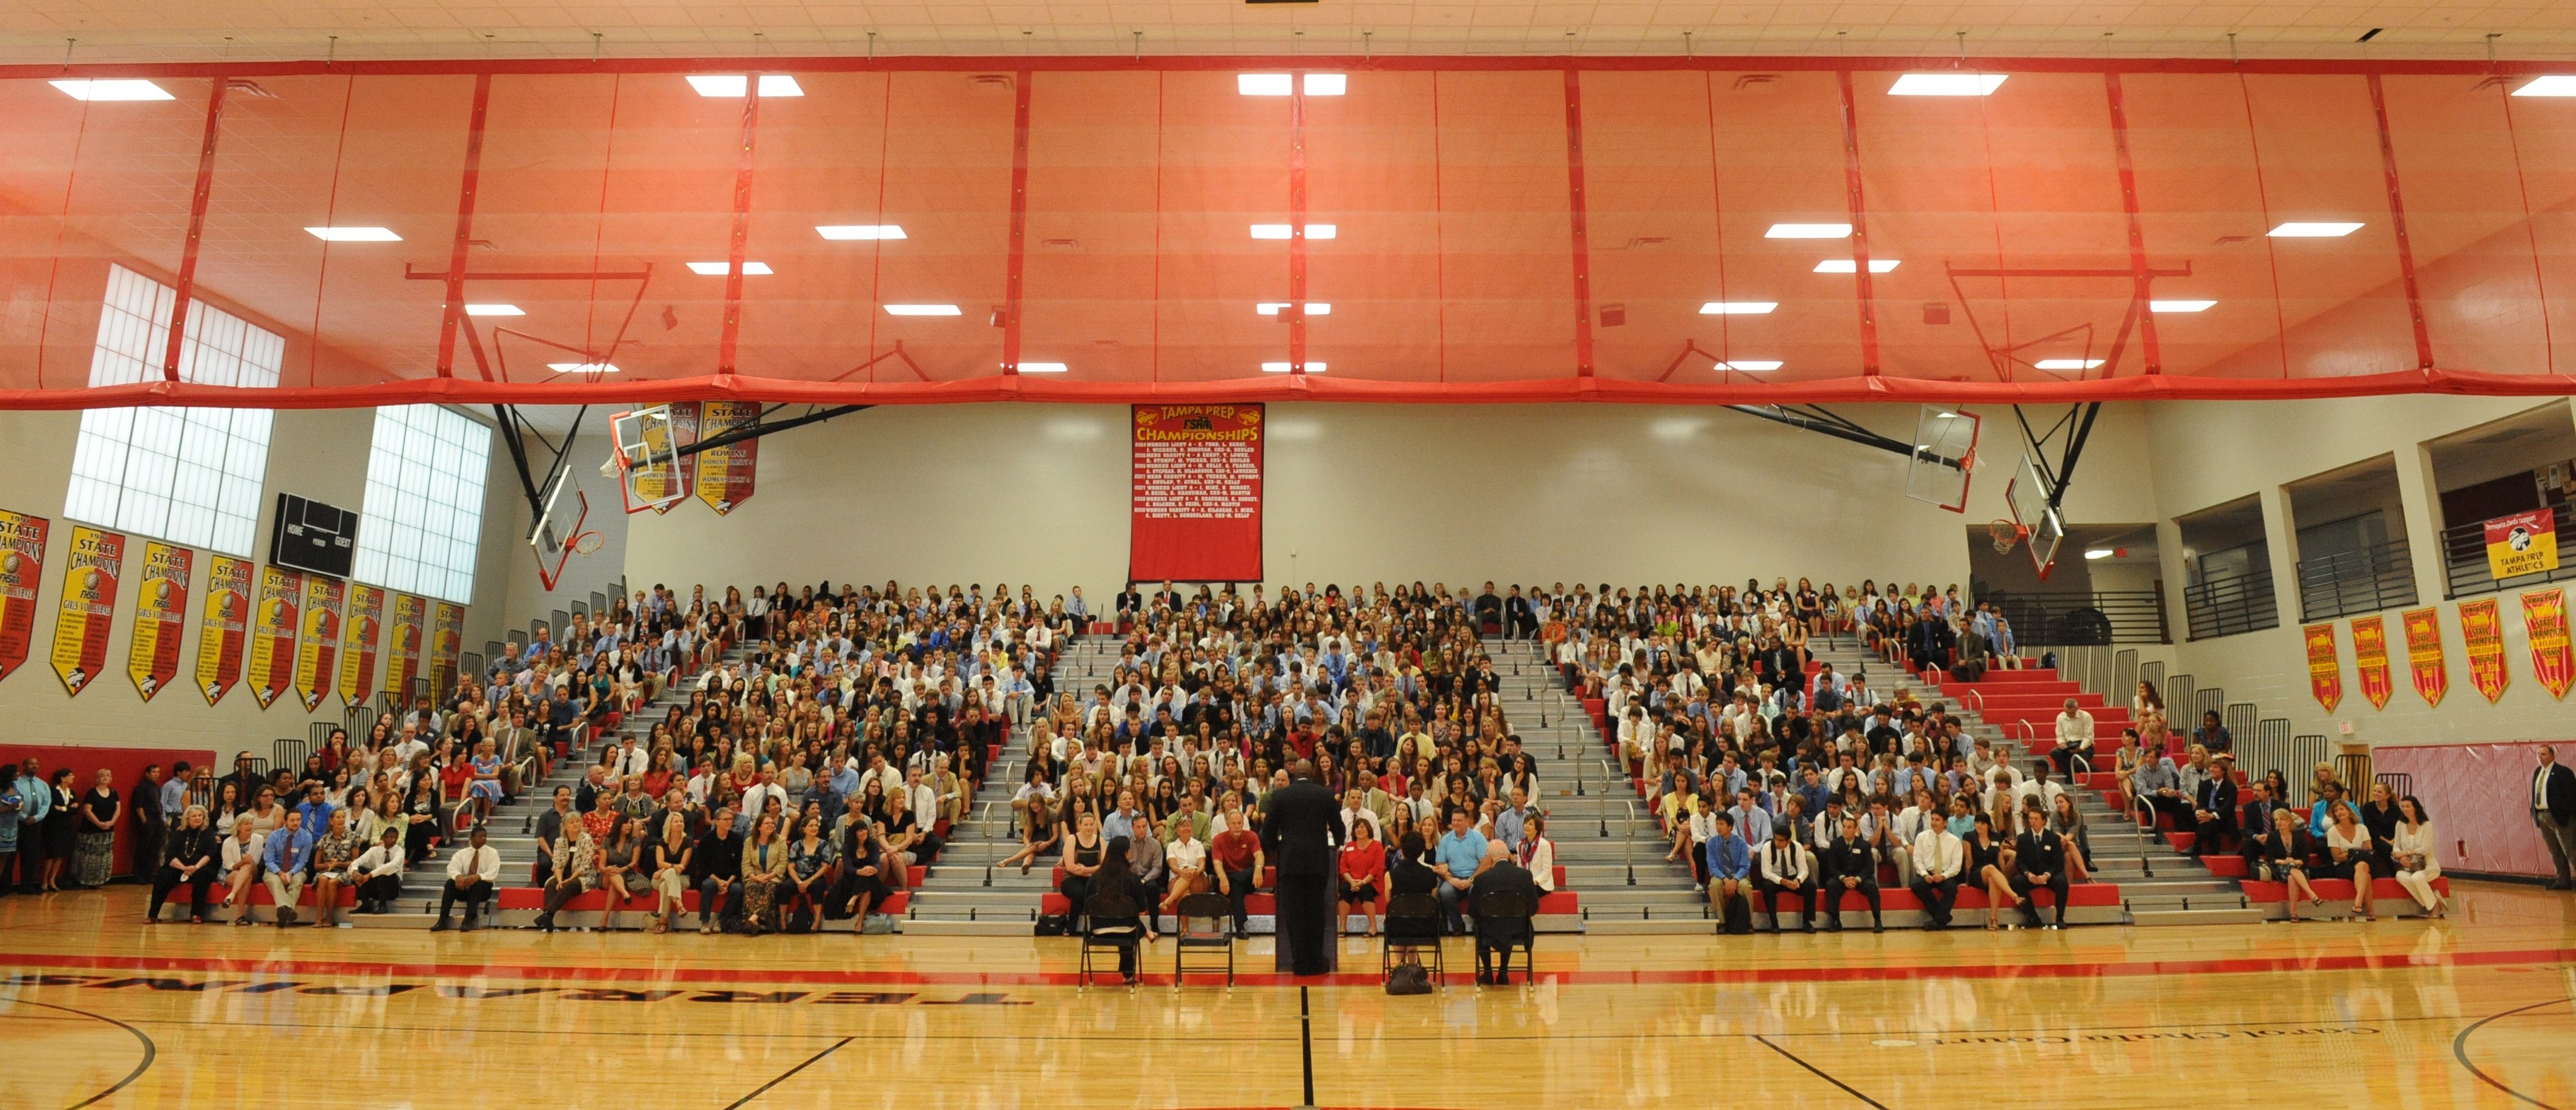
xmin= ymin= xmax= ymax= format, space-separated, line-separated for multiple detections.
xmin=5 ymin=946 xmax=2571 ymax=991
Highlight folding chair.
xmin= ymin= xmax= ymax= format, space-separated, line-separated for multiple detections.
xmin=1079 ymin=892 xmax=1145 ymax=987
xmin=1172 ymin=892 xmax=1236 ymax=985
xmin=1382 ymin=893 xmax=1447 ymax=984
xmin=1471 ymin=891 xmax=1536 ymax=985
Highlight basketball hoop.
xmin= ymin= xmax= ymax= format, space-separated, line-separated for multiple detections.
xmin=571 ymin=531 xmax=606 ymax=556
xmin=1988 ymin=518 xmax=2026 ymax=555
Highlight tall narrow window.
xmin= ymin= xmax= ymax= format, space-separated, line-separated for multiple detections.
xmin=353 ymin=405 xmax=492 ymax=605
xmin=63 ymin=264 xmax=280 ymax=556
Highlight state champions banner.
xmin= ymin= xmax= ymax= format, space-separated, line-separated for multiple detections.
xmin=2399 ymin=606 xmax=2448 ymax=708
xmin=292 ymin=574 xmax=344 ymax=712
xmin=127 ymin=541 xmax=192 ymax=701
xmin=386 ymin=593 xmax=426 ymax=703
xmin=247 ymin=565 xmax=302 ymax=709
xmin=2350 ymin=614 xmax=2393 ymax=711
xmin=2302 ymin=622 xmax=2343 ymax=713
xmin=47 ymin=525 xmax=125 ymax=696
xmin=194 ymin=556 xmax=252 ymax=705
xmin=338 ymin=584 xmax=384 ymax=708
xmin=2459 ymin=597 xmax=2509 ymax=704
xmin=1129 ymin=404 xmax=1264 ymax=583
xmin=428 ymin=600 xmax=465 ymax=699
xmin=0 ymin=508 xmax=48 ymax=685
xmin=2525 ymin=587 xmax=2574 ymax=701
xmin=694 ymin=399 xmax=759 ymax=514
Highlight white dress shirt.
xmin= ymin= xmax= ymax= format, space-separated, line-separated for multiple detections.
xmin=1911 ymin=829 xmax=1964 ymax=881
xmin=447 ymin=843 xmax=502 ymax=884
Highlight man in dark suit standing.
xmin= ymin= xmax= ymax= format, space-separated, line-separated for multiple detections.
xmin=2535 ymin=746 xmax=2576 ymax=890
xmin=1263 ymin=759 xmax=1344 ymax=974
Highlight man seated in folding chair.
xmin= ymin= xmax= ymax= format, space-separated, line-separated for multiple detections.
xmin=1467 ymin=840 xmax=1538 ymax=986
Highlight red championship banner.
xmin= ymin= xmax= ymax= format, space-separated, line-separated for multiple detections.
xmin=47 ymin=525 xmax=125 ymax=696
xmin=194 ymin=555 xmax=252 ymax=705
xmin=2399 ymin=606 xmax=2448 ymax=709
xmin=2302 ymin=622 xmax=2343 ymax=713
xmin=2523 ymin=587 xmax=2574 ymax=701
xmin=1129 ymin=404 xmax=1264 ymax=583
xmin=0 ymin=508 xmax=48 ymax=685
xmin=2485 ymin=507 xmax=2560 ymax=582
xmin=649 ymin=401 xmax=701 ymax=516
xmin=694 ymin=399 xmax=759 ymax=515
xmin=338 ymin=584 xmax=384 ymax=708
xmin=386 ymin=593 xmax=426 ymax=704
xmin=126 ymin=541 xmax=192 ymax=701
xmin=247 ymin=565 xmax=303 ymax=709
xmin=2459 ymin=597 xmax=2509 ymax=704
xmin=2350 ymin=614 xmax=2393 ymax=711
xmin=428 ymin=600 xmax=465 ymax=700
xmin=293 ymin=574 xmax=344 ymax=712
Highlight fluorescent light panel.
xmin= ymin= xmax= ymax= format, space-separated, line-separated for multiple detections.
xmin=1261 ymin=361 xmax=1326 ymax=373
xmin=1889 ymin=73 xmax=2009 ymax=96
xmin=1700 ymin=302 xmax=1778 ymax=315
xmin=2084 ymin=548 xmax=2115 ymax=559
xmin=686 ymin=75 xmax=804 ymax=97
xmin=1250 ymin=223 xmax=1337 ymax=240
xmin=51 ymin=79 xmax=173 ymax=101
xmin=2269 ymin=222 xmax=2363 ymax=237
xmin=1714 ymin=360 xmax=1784 ymax=371
xmin=1255 ymin=303 xmax=1331 ymax=315
xmin=546 ymin=362 xmax=621 ymax=373
xmin=884 ymin=304 xmax=961 ymax=315
xmin=2034 ymin=358 xmax=2105 ymax=370
xmin=1815 ymin=258 xmax=1900 ymax=273
xmin=1238 ymin=74 xmax=1293 ymax=96
xmin=686 ymin=261 xmax=772 ymax=275
xmin=1766 ymin=223 xmax=1851 ymax=239
xmin=2512 ymin=76 xmax=2576 ymax=96
xmin=2150 ymin=299 xmax=2216 ymax=313
xmin=464 ymin=304 xmax=524 ymax=317
xmin=1016 ymin=362 xmax=1069 ymax=373
xmin=816 ymin=225 xmax=905 ymax=240
xmin=306 ymin=226 xmax=401 ymax=242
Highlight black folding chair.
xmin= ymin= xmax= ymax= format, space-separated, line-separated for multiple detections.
xmin=1079 ymin=892 xmax=1144 ymax=987
xmin=1172 ymin=892 xmax=1235 ymax=985
xmin=1382 ymin=893 xmax=1446 ymax=984
xmin=1471 ymin=890 xmax=1536 ymax=985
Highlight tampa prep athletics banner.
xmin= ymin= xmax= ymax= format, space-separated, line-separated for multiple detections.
xmin=2350 ymin=614 xmax=2393 ymax=711
xmin=1130 ymin=404 xmax=1264 ymax=583
xmin=0 ymin=509 xmax=49 ymax=685
xmin=47 ymin=525 xmax=125 ymax=696
xmin=2302 ymin=622 xmax=2342 ymax=714
xmin=128 ymin=540 xmax=191 ymax=701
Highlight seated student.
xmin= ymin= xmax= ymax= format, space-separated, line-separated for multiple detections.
xmin=260 ymin=810 xmax=315 ymax=928
xmin=2010 ymin=806 xmax=2071 ymax=929
xmin=218 ymin=815 xmax=266 ymax=927
xmin=433 ymin=825 xmax=501 ymax=931
xmin=648 ymin=811 xmax=695 ymax=934
xmin=1211 ymin=809 xmax=1264 ymax=933
xmin=1756 ymin=827 xmax=1816 ymax=933
xmin=1430 ymin=809 xmax=1488 ymax=935
xmin=692 ymin=807 xmax=743 ymax=934
xmin=829 ymin=820 xmax=890 ymax=925
xmin=1909 ymin=815 xmax=1965 ymax=930
xmin=2321 ymin=800 xmax=2378 ymax=921
xmin=1336 ymin=819 xmax=1387 ymax=937
xmin=1818 ymin=813 xmax=1883 ymax=933
xmin=1468 ymin=839 xmax=1539 ymax=986
xmin=1703 ymin=813 xmax=1751 ymax=923
xmin=307 ymin=809 xmax=367 ymax=929
xmin=533 ymin=813 xmax=599 ymax=933
xmin=349 ymin=827 xmax=407 ymax=915
xmin=2390 ymin=795 xmax=2444 ymax=919
xmin=147 ymin=805 xmax=220 ymax=924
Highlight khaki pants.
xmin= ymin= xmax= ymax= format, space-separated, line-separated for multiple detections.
xmin=263 ymin=872 xmax=306 ymax=921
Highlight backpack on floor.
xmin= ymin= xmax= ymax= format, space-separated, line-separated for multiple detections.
xmin=1720 ymin=893 xmax=1755 ymax=936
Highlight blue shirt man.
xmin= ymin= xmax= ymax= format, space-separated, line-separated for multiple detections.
xmin=1706 ymin=821 xmax=1753 ymax=881
xmin=264 ymin=814 xmax=316 ymax=875
xmin=1433 ymin=823 xmax=1488 ymax=882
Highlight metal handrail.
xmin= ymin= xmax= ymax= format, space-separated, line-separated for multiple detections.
xmin=1623 ymin=800 xmax=1638 ymax=886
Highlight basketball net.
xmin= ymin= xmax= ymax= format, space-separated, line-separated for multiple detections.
xmin=1988 ymin=519 xmax=2026 ymax=554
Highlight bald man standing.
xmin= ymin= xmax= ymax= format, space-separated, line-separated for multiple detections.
xmin=1263 ymin=758 xmax=1344 ymax=975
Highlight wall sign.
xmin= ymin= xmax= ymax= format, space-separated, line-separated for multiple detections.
xmin=1129 ymin=404 xmax=1264 ymax=583
xmin=2349 ymin=614 xmax=2391 ymax=711
xmin=47 ymin=525 xmax=125 ymax=697
xmin=194 ymin=555 xmax=252 ymax=705
xmin=0 ymin=509 xmax=48 ymax=685
xmin=2302 ymin=622 xmax=2342 ymax=714
xmin=128 ymin=541 xmax=192 ymax=701
xmin=2398 ymin=606 xmax=2446 ymax=709
xmin=2459 ymin=597 xmax=2508 ymax=704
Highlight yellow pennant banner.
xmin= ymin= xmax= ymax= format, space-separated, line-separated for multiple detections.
xmin=127 ymin=540 xmax=192 ymax=701
xmin=338 ymin=584 xmax=384 ymax=708
xmin=194 ymin=555 xmax=252 ymax=705
xmin=294 ymin=574 xmax=344 ymax=712
xmin=47 ymin=525 xmax=125 ymax=697
xmin=248 ymin=565 xmax=303 ymax=709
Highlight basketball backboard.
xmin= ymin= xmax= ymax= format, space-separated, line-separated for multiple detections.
xmin=531 ymin=475 xmax=589 ymax=591
xmin=612 ymin=406 xmax=685 ymax=514
xmin=1903 ymin=406 xmax=1981 ymax=514
xmin=2003 ymin=453 xmax=2068 ymax=580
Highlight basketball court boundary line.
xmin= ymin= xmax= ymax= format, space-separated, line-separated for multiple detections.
xmin=5 ymin=946 xmax=2574 ymax=989
xmin=0 ymin=999 xmax=157 ymax=1110
xmin=2450 ymin=996 xmax=2575 ymax=1110
xmin=720 ymin=1035 xmax=855 ymax=1109
xmin=1754 ymin=1033 xmax=1890 ymax=1109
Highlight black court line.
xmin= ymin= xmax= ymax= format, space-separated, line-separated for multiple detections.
xmin=2451 ymin=996 xmax=2574 ymax=1110
xmin=1 ymin=1000 xmax=158 ymax=1110
xmin=1753 ymin=1034 xmax=1888 ymax=1109
xmin=1298 ymin=986 xmax=1316 ymax=1109
xmin=721 ymin=1035 xmax=856 ymax=1109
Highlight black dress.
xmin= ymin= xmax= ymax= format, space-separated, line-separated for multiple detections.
xmin=43 ymin=785 xmax=79 ymax=856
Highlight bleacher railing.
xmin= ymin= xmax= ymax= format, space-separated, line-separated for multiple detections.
xmin=2296 ymin=537 xmax=2417 ymax=622
xmin=2442 ymin=511 xmax=2576 ymax=598
xmin=2184 ymin=568 xmax=2279 ymax=640
xmin=2240 ymin=729 xmax=2330 ymax=805
xmin=1980 ymin=587 xmax=2170 ymax=645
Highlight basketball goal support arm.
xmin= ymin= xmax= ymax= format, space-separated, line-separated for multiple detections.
xmin=1721 ymin=405 xmax=1968 ymax=470
xmin=2012 ymin=401 xmax=2104 ymax=512
xmin=673 ymin=404 xmax=872 ymax=459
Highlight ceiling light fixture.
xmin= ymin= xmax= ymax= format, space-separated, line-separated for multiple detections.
xmin=2034 ymin=358 xmax=2106 ymax=370
xmin=2084 ymin=548 xmax=2115 ymax=560
xmin=1766 ymin=223 xmax=1852 ymax=239
xmin=884 ymin=304 xmax=961 ymax=315
xmin=816 ymin=225 xmax=906 ymax=240
xmin=1700 ymin=302 xmax=1778 ymax=315
xmin=1261 ymin=361 xmax=1327 ymax=372
xmin=1250 ymin=223 xmax=1337 ymax=240
xmin=2512 ymin=76 xmax=2576 ymax=96
xmin=546 ymin=362 xmax=621 ymax=373
xmin=2269 ymin=222 xmax=2364 ymax=237
xmin=305 ymin=226 xmax=401 ymax=241
xmin=1238 ymin=74 xmax=1293 ymax=96
xmin=1814 ymin=258 xmax=1899 ymax=274
xmin=1016 ymin=362 xmax=1069 ymax=373
xmin=1255 ymin=303 xmax=1332 ymax=315
xmin=1888 ymin=73 xmax=2008 ymax=96
xmin=1714 ymin=360 xmax=1784 ymax=371
xmin=1304 ymin=74 xmax=1346 ymax=95
xmin=687 ymin=261 xmax=772 ymax=275
xmin=2150 ymin=300 xmax=2216 ymax=312
xmin=50 ymin=79 xmax=174 ymax=101
xmin=686 ymin=74 xmax=804 ymax=97
xmin=464 ymin=304 xmax=524 ymax=317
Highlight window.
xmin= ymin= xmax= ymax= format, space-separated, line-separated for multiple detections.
xmin=353 ymin=405 xmax=492 ymax=605
xmin=64 ymin=264 xmax=280 ymax=556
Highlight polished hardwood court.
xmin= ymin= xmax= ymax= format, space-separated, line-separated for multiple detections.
xmin=3 ymin=882 xmax=2572 ymax=1110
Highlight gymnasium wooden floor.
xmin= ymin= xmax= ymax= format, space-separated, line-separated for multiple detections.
xmin=2 ymin=883 xmax=2571 ymax=1109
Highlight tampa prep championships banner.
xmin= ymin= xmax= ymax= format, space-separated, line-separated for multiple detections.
xmin=695 ymin=400 xmax=760 ymax=515
xmin=1129 ymin=405 xmax=1264 ymax=583
xmin=2302 ymin=622 xmax=2342 ymax=714
xmin=194 ymin=555 xmax=252 ymax=705
xmin=2350 ymin=614 xmax=2393 ymax=711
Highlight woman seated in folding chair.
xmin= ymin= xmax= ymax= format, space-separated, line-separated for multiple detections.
xmin=1083 ymin=836 xmax=1148 ymax=985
